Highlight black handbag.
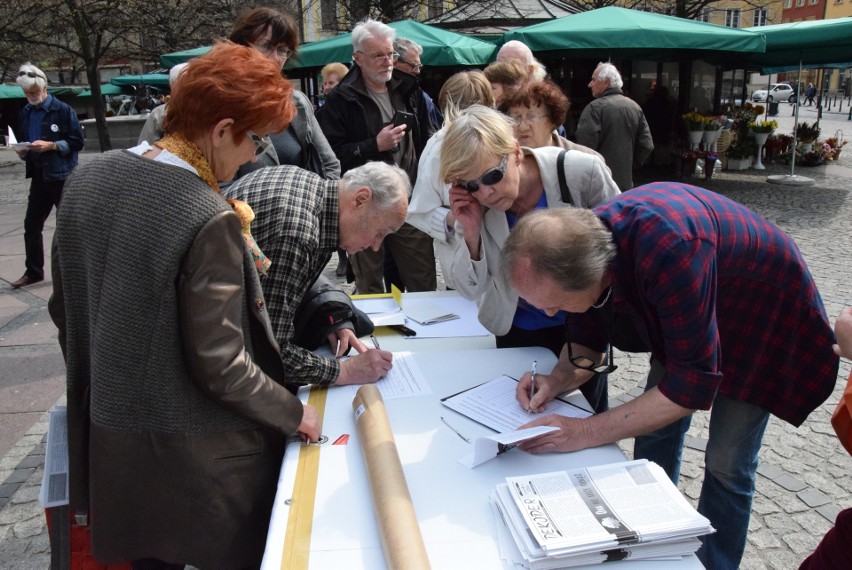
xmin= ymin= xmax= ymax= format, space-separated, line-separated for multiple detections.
xmin=292 ymin=274 xmax=374 ymax=352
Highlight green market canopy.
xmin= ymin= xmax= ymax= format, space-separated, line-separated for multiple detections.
xmin=159 ymin=20 xmax=497 ymax=70
xmin=501 ymin=6 xmax=766 ymax=62
xmin=742 ymin=17 xmax=852 ymax=73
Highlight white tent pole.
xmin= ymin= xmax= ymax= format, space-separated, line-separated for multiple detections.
xmin=790 ymin=58 xmax=803 ymax=176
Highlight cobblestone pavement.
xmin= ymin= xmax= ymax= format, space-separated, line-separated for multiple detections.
xmin=1 ymin=110 xmax=851 ymax=569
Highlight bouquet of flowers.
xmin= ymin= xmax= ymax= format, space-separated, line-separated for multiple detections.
xmin=749 ymin=119 xmax=778 ymax=133
xmin=705 ymin=116 xmax=725 ymax=131
xmin=824 ymin=136 xmax=847 ymax=160
xmin=682 ymin=112 xmax=708 ymax=131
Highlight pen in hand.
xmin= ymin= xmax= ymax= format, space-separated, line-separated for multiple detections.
xmin=528 ymin=360 xmax=538 ymax=414
xmin=335 ymin=338 xmax=341 ymax=359
xmin=370 ymin=334 xmax=381 ymax=350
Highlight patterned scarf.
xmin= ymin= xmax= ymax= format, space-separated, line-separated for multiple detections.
xmin=155 ymin=134 xmax=271 ymax=275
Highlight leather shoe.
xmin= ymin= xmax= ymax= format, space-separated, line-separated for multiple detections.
xmin=10 ymin=274 xmax=43 ymax=288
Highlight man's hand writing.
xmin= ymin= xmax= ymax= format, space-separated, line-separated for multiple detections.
xmin=336 ymin=350 xmax=392 ymax=385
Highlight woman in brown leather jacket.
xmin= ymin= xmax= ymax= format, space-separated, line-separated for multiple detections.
xmin=49 ymin=43 xmax=320 ymax=569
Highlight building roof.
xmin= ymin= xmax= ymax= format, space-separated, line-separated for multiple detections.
xmin=425 ymin=0 xmax=581 ymax=35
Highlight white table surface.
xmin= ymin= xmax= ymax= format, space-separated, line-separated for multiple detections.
xmin=261 ymin=345 xmax=702 ymax=569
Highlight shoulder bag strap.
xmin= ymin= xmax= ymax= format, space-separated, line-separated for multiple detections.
xmin=557 ymin=149 xmax=573 ymax=206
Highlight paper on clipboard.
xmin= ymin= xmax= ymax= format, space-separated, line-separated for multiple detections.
xmin=459 ymin=426 xmax=559 ymax=468
xmin=403 ymin=299 xmax=459 ymax=326
xmin=441 ymin=375 xmax=592 ymax=434
xmin=352 ymin=285 xmax=406 ymax=326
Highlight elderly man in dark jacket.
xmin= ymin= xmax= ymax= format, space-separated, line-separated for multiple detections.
xmin=317 ymin=18 xmax=436 ymax=294
xmin=575 ymin=62 xmax=653 ymax=192
xmin=13 ymin=62 xmax=83 ymax=288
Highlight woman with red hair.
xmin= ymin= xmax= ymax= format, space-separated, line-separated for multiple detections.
xmin=49 ymin=42 xmax=320 ymax=569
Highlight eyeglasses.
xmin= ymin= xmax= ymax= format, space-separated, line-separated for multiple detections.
xmin=564 ymin=312 xmax=618 ymax=375
xmin=356 ymin=51 xmax=399 ymax=63
xmin=454 ymin=154 xmax=509 ymax=193
xmin=253 ymin=43 xmax=292 ymax=61
xmin=509 ymin=113 xmax=547 ymax=127
xmin=246 ymin=131 xmax=272 ymax=157
xmin=18 ymin=71 xmax=45 ymax=80
xmin=397 ymin=58 xmax=423 ymax=71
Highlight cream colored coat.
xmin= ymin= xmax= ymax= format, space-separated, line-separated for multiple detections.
xmin=445 ymin=146 xmax=620 ymax=335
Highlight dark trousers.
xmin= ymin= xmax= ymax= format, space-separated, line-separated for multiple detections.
xmin=24 ymin=172 xmax=64 ymax=280
xmin=496 ymin=324 xmax=609 ymax=414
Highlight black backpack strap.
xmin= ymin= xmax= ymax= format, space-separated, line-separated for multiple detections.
xmin=557 ymin=149 xmax=573 ymax=206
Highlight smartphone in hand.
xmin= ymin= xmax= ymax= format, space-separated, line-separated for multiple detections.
xmin=392 ymin=110 xmax=414 ymax=130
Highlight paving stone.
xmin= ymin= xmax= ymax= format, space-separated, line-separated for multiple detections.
xmin=757 ymin=462 xmax=785 ymax=481
xmin=0 ymin=483 xmax=20 ymax=499
xmin=816 ymin=503 xmax=843 ymax=523
xmin=798 ymin=489 xmax=831 ymax=508
xmin=781 ymin=531 xmax=821 ymax=555
xmin=684 ymin=435 xmax=707 ymax=451
xmin=8 ymin=485 xmax=39 ymax=505
xmin=14 ymin=455 xmax=42 ymax=470
xmin=748 ymin=527 xmax=783 ymax=549
xmin=2 ymin=469 xmax=33 ymax=486
xmin=773 ymin=473 xmax=808 ymax=492
xmin=791 ymin=510 xmax=834 ymax=538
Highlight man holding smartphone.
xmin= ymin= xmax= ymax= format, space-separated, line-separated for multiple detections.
xmin=317 ymin=18 xmax=436 ymax=294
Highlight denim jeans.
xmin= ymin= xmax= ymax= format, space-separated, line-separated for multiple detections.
xmin=633 ymin=359 xmax=770 ymax=570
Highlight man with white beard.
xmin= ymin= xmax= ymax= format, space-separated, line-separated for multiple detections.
xmin=12 ymin=62 xmax=83 ymax=288
xmin=317 ymin=18 xmax=435 ymax=294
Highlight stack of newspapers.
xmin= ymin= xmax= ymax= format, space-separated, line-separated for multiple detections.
xmin=490 ymin=459 xmax=714 ymax=568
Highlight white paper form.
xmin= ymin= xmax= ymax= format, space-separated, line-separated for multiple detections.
xmin=348 ymin=351 xmax=431 ymax=400
xmin=353 ymin=297 xmax=406 ymax=326
xmin=459 ymin=426 xmax=559 ymax=468
xmin=442 ymin=375 xmax=592 ymax=433
xmin=403 ymin=296 xmax=490 ymax=338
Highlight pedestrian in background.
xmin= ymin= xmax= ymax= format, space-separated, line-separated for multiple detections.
xmin=11 ymin=63 xmax=83 ymax=289
xmin=575 ymin=62 xmax=653 ymax=192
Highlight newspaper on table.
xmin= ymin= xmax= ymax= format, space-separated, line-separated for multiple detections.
xmin=491 ymin=459 xmax=714 ymax=568
xmin=39 ymin=405 xmax=69 ymax=508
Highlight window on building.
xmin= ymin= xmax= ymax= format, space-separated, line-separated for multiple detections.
xmin=809 ymin=0 xmax=818 ymax=4
xmin=697 ymin=8 xmax=709 ymax=22
xmin=725 ymin=8 xmax=741 ymax=28
xmin=321 ymin=0 xmax=337 ymax=30
xmin=753 ymin=8 xmax=768 ymax=27
xmin=796 ymin=0 xmax=805 ymax=6
xmin=784 ymin=0 xmax=792 ymax=7
xmin=427 ymin=0 xmax=444 ymax=18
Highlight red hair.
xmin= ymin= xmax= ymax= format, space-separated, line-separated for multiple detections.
xmin=163 ymin=42 xmax=294 ymax=140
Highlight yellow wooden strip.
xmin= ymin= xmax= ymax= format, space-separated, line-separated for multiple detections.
xmin=281 ymin=386 xmax=329 ymax=570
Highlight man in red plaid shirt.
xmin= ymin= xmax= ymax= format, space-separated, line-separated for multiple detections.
xmin=503 ymin=182 xmax=839 ymax=570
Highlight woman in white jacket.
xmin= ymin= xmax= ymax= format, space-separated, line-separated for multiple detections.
xmin=406 ymin=71 xmax=495 ymax=288
xmin=439 ymin=105 xmax=620 ymax=413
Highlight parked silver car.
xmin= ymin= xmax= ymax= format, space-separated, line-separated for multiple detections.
xmin=752 ymin=83 xmax=796 ymax=103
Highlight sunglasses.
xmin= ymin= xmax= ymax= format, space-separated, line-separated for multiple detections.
xmin=18 ymin=71 xmax=45 ymax=80
xmin=246 ymin=131 xmax=272 ymax=157
xmin=455 ymin=154 xmax=509 ymax=193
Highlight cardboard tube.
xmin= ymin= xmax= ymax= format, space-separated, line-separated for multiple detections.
xmin=353 ymin=385 xmax=431 ymax=570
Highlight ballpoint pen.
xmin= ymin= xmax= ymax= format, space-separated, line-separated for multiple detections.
xmin=440 ymin=416 xmax=471 ymax=443
xmin=528 ymin=360 xmax=538 ymax=414
xmin=370 ymin=334 xmax=381 ymax=350
xmin=335 ymin=338 xmax=341 ymax=359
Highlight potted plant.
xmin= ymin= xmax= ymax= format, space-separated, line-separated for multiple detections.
xmin=725 ymin=137 xmax=757 ymax=171
xmin=703 ymin=116 xmax=725 ymax=147
xmin=682 ymin=112 xmax=708 ymax=148
xmin=824 ymin=136 xmax=848 ymax=160
xmin=796 ymin=121 xmax=821 ymax=152
xmin=748 ymin=120 xmax=777 ymax=170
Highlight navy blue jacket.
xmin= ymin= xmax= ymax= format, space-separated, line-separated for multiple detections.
xmin=19 ymin=95 xmax=84 ymax=181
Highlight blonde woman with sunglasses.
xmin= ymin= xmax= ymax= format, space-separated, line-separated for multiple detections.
xmin=439 ymin=104 xmax=619 ymax=413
